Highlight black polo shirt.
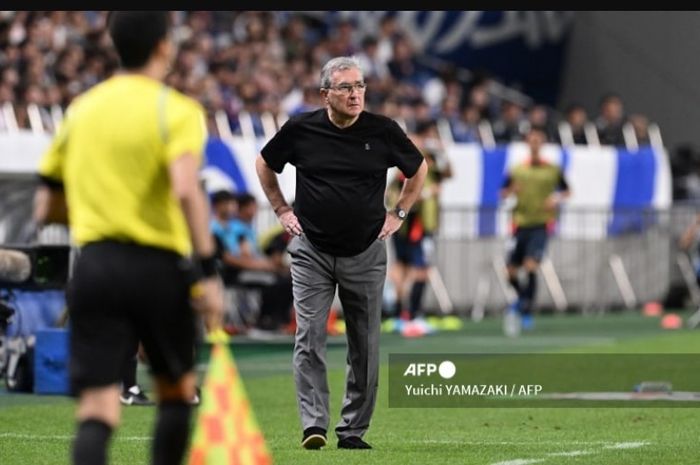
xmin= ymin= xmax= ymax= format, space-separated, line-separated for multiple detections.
xmin=261 ymin=109 xmax=423 ymax=256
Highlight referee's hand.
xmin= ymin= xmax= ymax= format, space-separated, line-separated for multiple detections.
xmin=191 ymin=276 xmax=225 ymax=332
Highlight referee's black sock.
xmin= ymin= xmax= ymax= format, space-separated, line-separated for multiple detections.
xmin=73 ymin=418 xmax=112 ymax=465
xmin=152 ymin=400 xmax=192 ymax=465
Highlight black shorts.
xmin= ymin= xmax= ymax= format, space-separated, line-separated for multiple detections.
xmin=392 ymin=234 xmax=431 ymax=267
xmin=67 ymin=240 xmax=195 ymax=394
xmin=507 ymin=225 xmax=549 ymax=266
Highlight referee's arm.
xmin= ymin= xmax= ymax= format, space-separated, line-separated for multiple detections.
xmin=169 ymin=153 xmax=216 ymax=258
xmin=36 ymin=113 xmax=70 ymax=226
xmin=169 ymin=152 xmax=224 ymax=330
xmin=34 ymin=179 xmax=68 ymax=226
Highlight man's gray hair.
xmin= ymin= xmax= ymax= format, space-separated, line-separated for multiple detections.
xmin=320 ymin=56 xmax=364 ymax=89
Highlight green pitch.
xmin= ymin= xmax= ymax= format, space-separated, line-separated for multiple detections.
xmin=2 ymin=310 xmax=699 ymax=465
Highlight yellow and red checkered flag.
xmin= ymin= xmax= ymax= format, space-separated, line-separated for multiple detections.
xmin=188 ymin=331 xmax=273 ymax=465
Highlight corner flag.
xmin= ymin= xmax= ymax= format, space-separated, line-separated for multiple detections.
xmin=188 ymin=338 xmax=273 ymax=465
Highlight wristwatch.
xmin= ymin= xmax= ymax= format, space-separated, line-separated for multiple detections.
xmin=394 ymin=206 xmax=407 ymax=220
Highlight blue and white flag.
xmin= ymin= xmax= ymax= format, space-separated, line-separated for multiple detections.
xmin=200 ymin=136 xmax=249 ymax=195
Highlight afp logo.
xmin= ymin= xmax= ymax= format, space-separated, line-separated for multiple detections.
xmin=403 ymin=361 xmax=456 ymax=379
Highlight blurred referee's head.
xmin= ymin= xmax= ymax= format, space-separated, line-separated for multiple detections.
xmin=107 ymin=12 xmax=173 ymax=72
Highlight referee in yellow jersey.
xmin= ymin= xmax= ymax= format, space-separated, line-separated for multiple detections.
xmin=34 ymin=12 xmax=223 ymax=465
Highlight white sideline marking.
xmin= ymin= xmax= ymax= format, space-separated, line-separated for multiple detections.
xmin=487 ymin=440 xmax=651 ymax=465
xmin=603 ymin=441 xmax=650 ymax=450
xmin=490 ymin=460 xmax=545 ymax=465
xmin=417 ymin=440 xmax=613 ymax=445
xmin=547 ymin=450 xmax=593 ymax=457
xmin=0 ymin=433 xmax=150 ymax=441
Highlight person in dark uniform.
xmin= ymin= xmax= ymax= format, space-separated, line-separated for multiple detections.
xmin=255 ymin=56 xmax=427 ymax=450
xmin=388 ymin=119 xmax=451 ymax=323
xmin=35 ymin=12 xmax=223 ymax=465
xmin=119 ymin=343 xmax=153 ymax=406
xmin=501 ymin=125 xmax=570 ymax=334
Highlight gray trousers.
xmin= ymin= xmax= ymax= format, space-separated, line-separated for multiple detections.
xmin=287 ymin=233 xmax=386 ymax=439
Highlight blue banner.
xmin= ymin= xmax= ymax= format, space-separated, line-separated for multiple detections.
xmin=607 ymin=147 xmax=657 ymax=236
xmin=479 ymin=147 xmax=509 ymax=236
xmin=201 ymin=136 xmax=248 ymax=194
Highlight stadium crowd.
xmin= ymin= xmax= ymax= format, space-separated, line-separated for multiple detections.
xmin=0 ymin=11 xmax=655 ymax=147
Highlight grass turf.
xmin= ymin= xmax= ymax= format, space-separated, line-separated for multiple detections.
xmin=1 ymin=310 xmax=699 ymax=465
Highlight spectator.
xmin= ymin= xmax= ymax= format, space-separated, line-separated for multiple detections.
xmin=211 ymin=192 xmax=294 ymax=332
xmin=288 ymin=84 xmax=323 ymax=116
xmin=210 ymin=190 xmax=240 ymax=266
xmin=526 ymin=104 xmax=553 ymax=140
xmin=21 ymin=82 xmax=52 ymax=131
xmin=596 ymin=92 xmax=625 ymax=146
xmin=451 ymin=104 xmax=481 ymax=143
xmin=280 ymin=14 xmax=311 ymax=61
xmin=356 ymin=35 xmax=389 ymax=81
xmin=376 ymin=15 xmax=399 ymax=66
xmin=327 ymin=18 xmax=358 ymax=57
xmin=465 ymin=77 xmax=495 ymax=121
xmin=387 ymin=34 xmax=430 ymax=87
xmin=557 ymin=103 xmax=589 ymax=145
xmin=492 ymin=99 xmax=526 ymax=143
xmin=628 ymin=113 xmax=651 ymax=146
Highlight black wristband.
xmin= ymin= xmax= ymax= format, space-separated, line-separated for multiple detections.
xmin=197 ymin=255 xmax=219 ymax=278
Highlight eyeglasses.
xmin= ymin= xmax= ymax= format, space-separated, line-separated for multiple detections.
xmin=326 ymin=82 xmax=367 ymax=95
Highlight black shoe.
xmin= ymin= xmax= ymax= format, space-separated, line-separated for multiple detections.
xmin=301 ymin=427 xmax=327 ymax=449
xmin=119 ymin=385 xmax=154 ymax=406
xmin=337 ymin=436 xmax=372 ymax=449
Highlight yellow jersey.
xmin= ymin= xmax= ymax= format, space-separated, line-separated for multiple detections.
xmin=509 ymin=161 xmax=564 ymax=228
xmin=39 ymin=74 xmax=207 ymax=256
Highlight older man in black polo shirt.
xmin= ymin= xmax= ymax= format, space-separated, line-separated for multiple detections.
xmin=256 ymin=56 xmax=427 ymax=450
